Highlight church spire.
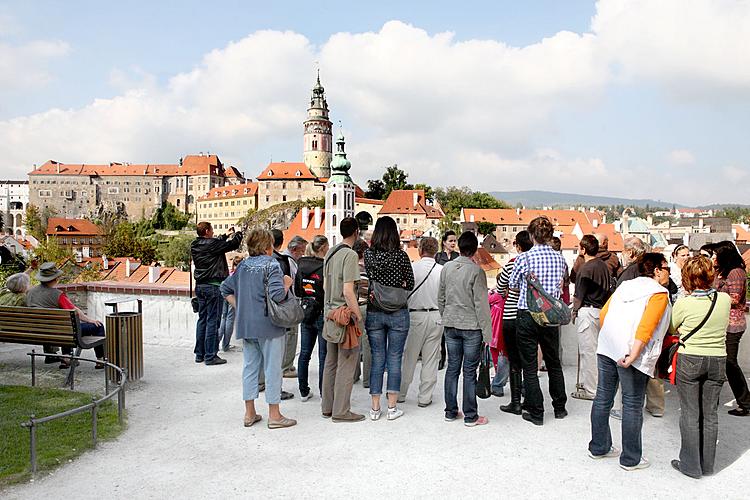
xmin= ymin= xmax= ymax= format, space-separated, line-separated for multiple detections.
xmin=303 ymin=70 xmax=333 ymax=178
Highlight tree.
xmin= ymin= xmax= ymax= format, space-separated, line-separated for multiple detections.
xmin=33 ymin=236 xmax=74 ymax=263
xmin=158 ymin=235 xmax=193 ymax=268
xmin=413 ymin=183 xmax=435 ymax=202
xmin=382 ymin=164 xmax=409 ymax=198
xmin=152 ymin=202 xmax=191 ymax=230
xmin=434 ymin=186 xmax=509 ymax=221
xmin=104 ymin=223 xmax=157 ymax=264
xmin=365 ymin=179 xmax=386 ymax=200
xmin=477 ymin=221 xmax=497 ymax=236
xmin=25 ymin=204 xmax=44 ymax=241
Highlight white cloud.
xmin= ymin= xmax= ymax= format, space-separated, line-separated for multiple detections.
xmin=722 ymin=165 xmax=747 ymax=182
xmin=668 ymin=149 xmax=695 ymax=165
xmin=0 ymin=39 xmax=69 ymax=91
xmin=1 ymin=1 xmax=750 ymax=206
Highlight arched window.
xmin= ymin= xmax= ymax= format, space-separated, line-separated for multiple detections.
xmin=332 ymin=214 xmax=337 ymax=227
xmin=312 ymin=139 xmax=318 ymax=149
xmin=176 ymin=199 xmax=181 ymax=207
xmin=332 ymin=193 xmax=337 ymax=207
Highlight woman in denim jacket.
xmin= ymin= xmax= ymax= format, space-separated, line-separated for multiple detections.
xmin=221 ymin=229 xmax=296 ymax=429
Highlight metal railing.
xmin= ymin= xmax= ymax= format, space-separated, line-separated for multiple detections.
xmin=20 ymin=350 xmax=128 ymax=474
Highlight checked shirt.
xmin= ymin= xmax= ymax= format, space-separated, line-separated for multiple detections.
xmin=509 ymin=244 xmax=566 ymax=311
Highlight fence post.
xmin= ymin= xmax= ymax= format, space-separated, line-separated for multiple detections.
xmin=28 ymin=415 xmax=37 ymax=475
xmin=91 ymin=398 xmax=98 ymax=447
xmin=104 ymin=357 xmax=109 ymax=395
xmin=31 ymin=349 xmax=36 ymax=387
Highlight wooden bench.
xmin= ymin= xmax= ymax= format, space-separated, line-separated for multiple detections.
xmin=0 ymin=305 xmax=106 ymax=386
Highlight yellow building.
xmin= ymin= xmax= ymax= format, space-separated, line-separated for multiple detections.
xmin=196 ymin=182 xmax=258 ymax=231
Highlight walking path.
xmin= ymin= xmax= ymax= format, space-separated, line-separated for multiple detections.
xmin=1 ymin=342 xmax=748 ymax=499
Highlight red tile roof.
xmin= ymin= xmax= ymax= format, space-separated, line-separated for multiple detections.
xmin=380 ymin=190 xmax=444 ymax=219
xmin=743 ymin=249 xmax=750 ymax=269
xmin=283 ymin=208 xmax=327 ymax=244
xmin=30 ymin=155 xmax=226 ymax=177
xmin=472 ymin=247 xmax=501 ymax=272
xmin=257 ymin=162 xmax=317 ymax=180
xmin=463 ymin=208 xmax=604 ymax=234
xmin=356 ymin=197 xmax=384 ymax=205
xmin=733 ymin=225 xmax=750 ymax=242
xmin=224 ymin=166 xmax=244 ymax=178
xmin=46 ymin=217 xmax=102 ymax=236
xmin=199 ymin=182 xmax=258 ymax=200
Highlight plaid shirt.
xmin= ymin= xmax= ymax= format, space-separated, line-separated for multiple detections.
xmin=509 ymin=244 xmax=566 ymax=310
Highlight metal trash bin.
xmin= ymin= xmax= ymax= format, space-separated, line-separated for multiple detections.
xmin=105 ymin=299 xmax=144 ymax=382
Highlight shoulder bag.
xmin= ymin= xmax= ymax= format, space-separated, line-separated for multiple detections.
xmin=526 ymin=272 xmax=572 ymax=327
xmin=477 ymin=344 xmax=492 ymax=399
xmin=656 ymin=291 xmax=718 ymax=382
xmin=264 ymin=265 xmax=304 ymax=328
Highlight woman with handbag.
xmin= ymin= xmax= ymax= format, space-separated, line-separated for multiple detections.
xmin=438 ymin=231 xmax=492 ymax=427
xmin=364 ymin=216 xmax=415 ymax=421
xmin=669 ymin=256 xmax=730 ymax=478
xmin=220 ymin=229 xmax=297 ymax=429
xmin=589 ymin=253 xmax=672 ymax=470
xmin=712 ymin=241 xmax=750 ymax=417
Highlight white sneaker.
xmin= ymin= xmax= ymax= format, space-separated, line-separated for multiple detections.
xmin=300 ymin=393 xmax=313 ymax=402
xmin=620 ymin=458 xmax=650 ymax=471
xmin=369 ymin=408 xmax=382 ymax=421
xmin=387 ymin=407 xmax=404 ymax=421
xmin=589 ymin=446 xmax=620 ymax=459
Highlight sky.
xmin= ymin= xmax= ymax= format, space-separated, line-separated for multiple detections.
xmin=1 ymin=0 xmax=749 ymax=206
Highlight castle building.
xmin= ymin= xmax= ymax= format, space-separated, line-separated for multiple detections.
xmin=303 ymin=72 xmax=333 ymax=179
xmin=0 ymin=180 xmax=29 ymax=237
xmin=325 ymin=132 xmax=355 ymax=246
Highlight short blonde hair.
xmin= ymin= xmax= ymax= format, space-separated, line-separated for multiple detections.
xmin=682 ymin=255 xmax=715 ymax=293
xmin=246 ymin=229 xmax=274 ymax=257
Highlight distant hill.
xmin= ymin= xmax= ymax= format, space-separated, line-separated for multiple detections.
xmin=489 ymin=190 xmax=681 ymax=209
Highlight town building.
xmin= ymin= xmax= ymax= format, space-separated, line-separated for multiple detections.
xmin=325 ymin=133 xmax=356 ymax=246
xmin=354 ymin=197 xmax=384 ymax=231
xmin=255 ymin=162 xmax=325 ymax=210
xmin=196 ymin=182 xmax=258 ymax=232
xmin=28 ymin=154 xmax=244 ymax=221
xmin=0 ymin=180 xmax=29 ymax=237
xmin=46 ymin=217 xmax=105 ymax=258
xmin=379 ymin=189 xmax=443 ymax=237
xmin=284 ymin=207 xmax=326 ymax=244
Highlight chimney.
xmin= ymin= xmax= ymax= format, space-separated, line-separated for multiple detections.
xmin=647 ymin=214 xmax=653 ymax=226
xmin=125 ymin=258 xmax=132 ymax=277
xmin=314 ymin=207 xmax=321 ymax=229
xmin=698 ymin=218 xmax=704 ymax=230
xmin=301 ymin=207 xmax=310 ymax=228
xmin=470 ymin=214 xmax=475 ymax=223
xmin=148 ymin=265 xmax=160 ymax=284
xmin=593 ymin=219 xmax=599 ymax=228
xmin=102 ymin=254 xmax=109 ymax=270
xmin=56 ymin=162 xmax=60 ymax=174
xmin=516 ymin=207 xmax=521 ymax=216
xmin=413 ymin=192 xmax=419 ymax=206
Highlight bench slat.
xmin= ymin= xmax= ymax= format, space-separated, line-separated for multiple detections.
xmin=0 ymin=334 xmax=77 ymax=346
xmin=0 ymin=319 xmax=76 ymax=331
xmin=0 ymin=307 xmax=76 ymax=317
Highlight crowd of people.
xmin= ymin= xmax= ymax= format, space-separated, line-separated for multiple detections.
xmin=185 ymin=216 xmax=748 ymax=477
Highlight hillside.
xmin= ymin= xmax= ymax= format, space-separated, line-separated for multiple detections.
xmin=489 ymin=190 xmax=679 ymax=209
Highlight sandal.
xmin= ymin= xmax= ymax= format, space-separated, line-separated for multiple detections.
xmin=267 ymin=416 xmax=297 ymax=429
xmin=243 ymin=415 xmax=262 ymax=427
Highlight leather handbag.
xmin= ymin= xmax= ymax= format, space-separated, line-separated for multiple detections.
xmin=264 ymin=266 xmax=304 ymax=328
xmin=369 ymin=281 xmax=409 ymax=313
xmin=656 ymin=291 xmax=717 ymax=382
xmin=477 ymin=344 xmax=492 ymax=399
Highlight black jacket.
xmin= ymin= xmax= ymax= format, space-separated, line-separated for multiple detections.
xmin=191 ymin=231 xmax=243 ymax=284
xmin=273 ymin=250 xmax=292 ymax=277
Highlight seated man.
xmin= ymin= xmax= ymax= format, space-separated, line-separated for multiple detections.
xmin=26 ymin=262 xmax=105 ymax=369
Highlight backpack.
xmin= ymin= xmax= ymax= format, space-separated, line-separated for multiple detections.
xmin=526 ymin=272 xmax=572 ymax=327
xmin=295 ymin=257 xmax=325 ymax=324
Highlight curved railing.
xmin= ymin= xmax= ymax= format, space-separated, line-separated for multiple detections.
xmin=19 ymin=350 xmax=128 ymax=474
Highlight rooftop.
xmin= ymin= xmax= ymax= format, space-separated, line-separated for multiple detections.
xmin=257 ymin=162 xmax=318 ymax=181
xmin=29 ymin=154 xmax=228 ymax=177
xmin=46 ymin=217 xmax=102 ymax=236
xmin=380 ymin=190 xmax=443 ymax=219
xmin=198 ymin=182 xmax=258 ymax=201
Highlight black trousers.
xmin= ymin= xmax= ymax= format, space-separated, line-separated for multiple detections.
xmin=516 ymin=310 xmax=567 ymax=417
xmin=502 ymin=319 xmax=521 ymax=372
xmin=726 ymin=330 xmax=750 ymax=409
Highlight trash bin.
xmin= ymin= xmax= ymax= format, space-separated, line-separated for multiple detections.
xmin=105 ymin=299 xmax=144 ymax=382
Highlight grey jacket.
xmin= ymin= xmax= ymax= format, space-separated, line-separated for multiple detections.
xmin=438 ymin=256 xmax=492 ymax=343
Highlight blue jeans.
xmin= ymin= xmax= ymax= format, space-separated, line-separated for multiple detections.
xmin=366 ymin=308 xmax=410 ymax=395
xmin=491 ymin=353 xmax=509 ymax=395
xmin=589 ymin=354 xmax=649 ymax=467
xmin=217 ymin=299 xmax=235 ymax=351
xmin=81 ymin=321 xmax=105 ymax=358
xmin=298 ymin=314 xmax=326 ymax=397
xmin=242 ymin=336 xmax=285 ymax=404
xmin=443 ymin=327 xmax=482 ymax=423
xmin=195 ymin=284 xmax=221 ymax=362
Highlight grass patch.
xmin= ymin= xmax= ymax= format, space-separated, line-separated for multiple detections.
xmin=0 ymin=385 xmax=125 ymax=487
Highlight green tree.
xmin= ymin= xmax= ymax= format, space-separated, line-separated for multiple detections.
xmin=477 ymin=221 xmax=497 ymax=236
xmin=33 ymin=236 xmax=74 ymax=263
xmin=158 ymin=235 xmax=193 ymax=268
xmin=104 ymin=223 xmax=157 ymax=264
xmin=25 ymin=204 xmax=44 ymax=241
xmin=365 ymin=179 xmax=386 ymax=200
xmin=152 ymin=202 xmax=191 ymax=230
xmin=382 ymin=164 xmax=409 ymax=198
xmin=434 ymin=186 xmax=509 ymax=221
xmin=413 ymin=183 xmax=435 ymax=202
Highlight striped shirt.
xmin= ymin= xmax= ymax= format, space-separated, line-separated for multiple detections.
xmin=509 ymin=244 xmax=566 ymax=311
xmin=496 ymin=258 xmax=519 ymax=320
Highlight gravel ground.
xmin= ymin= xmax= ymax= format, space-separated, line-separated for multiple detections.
xmin=1 ymin=342 xmax=749 ymax=499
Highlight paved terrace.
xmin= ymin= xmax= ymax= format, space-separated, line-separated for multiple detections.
xmin=1 ymin=340 xmax=749 ymax=499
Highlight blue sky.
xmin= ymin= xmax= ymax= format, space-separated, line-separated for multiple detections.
xmin=1 ymin=0 xmax=748 ymax=205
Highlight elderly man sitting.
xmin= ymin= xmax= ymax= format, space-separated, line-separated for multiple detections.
xmin=26 ymin=262 xmax=106 ymax=369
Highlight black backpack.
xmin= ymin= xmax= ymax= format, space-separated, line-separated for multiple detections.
xmin=295 ymin=257 xmax=325 ymax=323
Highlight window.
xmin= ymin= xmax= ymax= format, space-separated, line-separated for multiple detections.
xmin=332 ymin=214 xmax=337 ymax=227
xmin=312 ymin=139 xmax=318 ymax=149
xmin=282 ymin=182 xmax=287 ymax=190
xmin=297 ymin=182 xmax=302 ymax=189
xmin=265 ymin=195 xmax=270 ymax=203
xmin=108 ymin=187 xmax=120 ymax=194
xmin=39 ymin=190 xmax=52 ymax=197
xmin=332 ymin=193 xmax=337 ymax=207
xmin=282 ymin=195 xmax=287 ymax=202
xmin=413 ymin=218 xmax=418 ymax=224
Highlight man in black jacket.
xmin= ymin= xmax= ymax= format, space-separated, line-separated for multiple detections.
xmin=191 ymin=221 xmax=243 ymax=366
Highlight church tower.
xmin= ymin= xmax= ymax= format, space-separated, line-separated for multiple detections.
xmin=325 ymin=131 xmax=355 ymax=245
xmin=303 ymin=71 xmax=332 ymax=179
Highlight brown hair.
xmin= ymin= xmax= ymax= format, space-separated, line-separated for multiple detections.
xmin=246 ymin=229 xmax=274 ymax=257
xmin=528 ymin=216 xmax=554 ymax=245
xmin=197 ymin=221 xmax=212 ymax=237
xmin=418 ymin=237 xmax=439 ymax=257
xmin=682 ymin=255 xmax=715 ymax=293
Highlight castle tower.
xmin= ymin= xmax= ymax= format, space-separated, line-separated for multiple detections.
xmin=303 ymin=71 xmax=332 ymax=179
xmin=325 ymin=131 xmax=355 ymax=245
